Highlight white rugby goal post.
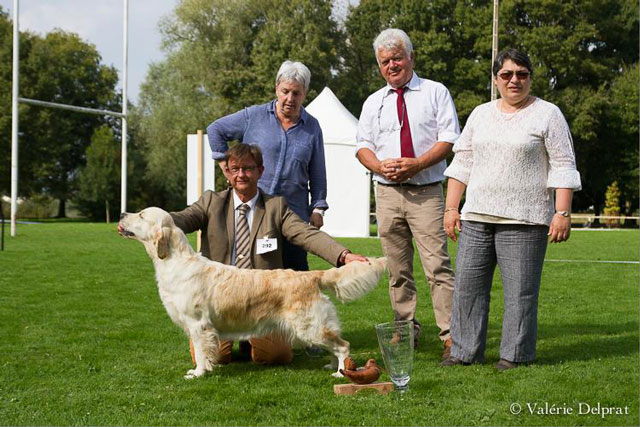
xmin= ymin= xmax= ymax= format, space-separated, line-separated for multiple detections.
xmin=9 ymin=0 xmax=130 ymax=236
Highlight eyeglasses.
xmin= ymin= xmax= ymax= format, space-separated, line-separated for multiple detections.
xmin=229 ymin=166 xmax=258 ymax=175
xmin=497 ymin=70 xmax=531 ymax=81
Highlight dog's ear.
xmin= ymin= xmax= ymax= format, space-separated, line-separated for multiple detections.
xmin=154 ymin=225 xmax=172 ymax=260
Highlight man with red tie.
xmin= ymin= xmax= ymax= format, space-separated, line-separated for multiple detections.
xmin=355 ymin=28 xmax=460 ymax=360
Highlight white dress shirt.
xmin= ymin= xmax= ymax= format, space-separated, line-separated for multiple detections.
xmin=355 ymin=72 xmax=461 ymax=185
xmin=231 ymin=190 xmax=259 ymax=266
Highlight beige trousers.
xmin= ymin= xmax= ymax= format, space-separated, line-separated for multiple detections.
xmin=375 ymin=183 xmax=455 ymax=341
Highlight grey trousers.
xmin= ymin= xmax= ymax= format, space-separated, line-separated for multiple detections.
xmin=450 ymin=221 xmax=549 ymax=363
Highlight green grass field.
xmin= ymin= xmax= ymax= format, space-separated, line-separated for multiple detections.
xmin=0 ymin=223 xmax=638 ymax=426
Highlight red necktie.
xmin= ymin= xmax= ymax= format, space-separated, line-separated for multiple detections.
xmin=394 ymin=87 xmax=415 ymax=158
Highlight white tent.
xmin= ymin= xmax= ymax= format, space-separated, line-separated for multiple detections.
xmin=306 ymin=87 xmax=370 ymax=238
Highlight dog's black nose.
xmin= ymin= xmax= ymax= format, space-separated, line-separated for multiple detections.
xmin=120 ymin=212 xmax=126 ymax=219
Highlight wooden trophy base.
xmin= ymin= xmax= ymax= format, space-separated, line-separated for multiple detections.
xmin=334 ymin=382 xmax=394 ymax=395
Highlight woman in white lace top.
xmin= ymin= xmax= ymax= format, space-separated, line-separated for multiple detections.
xmin=440 ymin=49 xmax=581 ymax=370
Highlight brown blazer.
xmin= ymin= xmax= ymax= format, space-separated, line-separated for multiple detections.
xmin=170 ymin=189 xmax=346 ymax=269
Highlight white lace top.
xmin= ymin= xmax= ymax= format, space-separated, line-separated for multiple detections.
xmin=444 ymin=97 xmax=581 ymax=226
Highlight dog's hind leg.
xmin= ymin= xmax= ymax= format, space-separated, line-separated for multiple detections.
xmin=293 ymin=297 xmax=351 ymax=377
xmin=185 ymin=326 xmax=219 ymax=379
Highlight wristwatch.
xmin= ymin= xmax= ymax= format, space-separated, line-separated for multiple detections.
xmin=555 ymin=210 xmax=571 ymax=217
xmin=338 ymin=249 xmax=351 ymax=266
xmin=313 ymin=208 xmax=325 ymax=217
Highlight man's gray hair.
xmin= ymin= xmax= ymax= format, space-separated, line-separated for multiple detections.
xmin=275 ymin=60 xmax=311 ymax=92
xmin=373 ymin=28 xmax=413 ymax=61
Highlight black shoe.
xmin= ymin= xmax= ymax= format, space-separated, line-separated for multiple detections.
xmin=305 ymin=345 xmax=326 ymax=357
xmin=439 ymin=356 xmax=471 ymax=367
xmin=494 ymin=358 xmax=518 ymax=371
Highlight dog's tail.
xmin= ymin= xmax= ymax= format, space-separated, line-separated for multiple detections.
xmin=319 ymin=257 xmax=387 ymax=303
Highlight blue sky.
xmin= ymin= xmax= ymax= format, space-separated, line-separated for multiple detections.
xmin=1 ymin=0 xmax=178 ymax=103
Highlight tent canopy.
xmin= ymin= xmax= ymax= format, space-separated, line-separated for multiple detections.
xmin=306 ymin=87 xmax=358 ymax=146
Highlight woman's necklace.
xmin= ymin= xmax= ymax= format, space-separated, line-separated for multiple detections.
xmin=499 ymin=95 xmax=531 ymax=119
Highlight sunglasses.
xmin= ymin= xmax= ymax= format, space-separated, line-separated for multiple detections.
xmin=497 ymin=70 xmax=531 ymax=81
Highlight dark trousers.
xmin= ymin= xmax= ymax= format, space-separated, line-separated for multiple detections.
xmin=282 ymin=238 xmax=309 ymax=271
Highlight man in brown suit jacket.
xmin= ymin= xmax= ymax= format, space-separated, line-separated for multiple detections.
xmin=171 ymin=143 xmax=367 ymax=365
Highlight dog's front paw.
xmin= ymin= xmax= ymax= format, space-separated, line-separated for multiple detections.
xmin=184 ymin=368 xmax=205 ymax=380
xmin=331 ymin=371 xmax=344 ymax=378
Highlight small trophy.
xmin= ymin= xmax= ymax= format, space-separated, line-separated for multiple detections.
xmin=375 ymin=320 xmax=414 ymax=393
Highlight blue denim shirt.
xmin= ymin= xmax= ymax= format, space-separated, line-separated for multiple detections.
xmin=207 ymin=100 xmax=328 ymax=221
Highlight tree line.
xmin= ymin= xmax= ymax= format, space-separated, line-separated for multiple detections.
xmin=1 ymin=0 xmax=638 ymax=221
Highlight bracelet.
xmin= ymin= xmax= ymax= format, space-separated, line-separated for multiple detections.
xmin=444 ymin=207 xmax=459 ymax=213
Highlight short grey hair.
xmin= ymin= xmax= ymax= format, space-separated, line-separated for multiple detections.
xmin=275 ymin=60 xmax=311 ymax=92
xmin=373 ymin=28 xmax=413 ymax=62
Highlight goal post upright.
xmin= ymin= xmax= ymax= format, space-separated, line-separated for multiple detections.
xmin=121 ymin=0 xmax=129 ymax=213
xmin=10 ymin=0 xmax=19 ymax=237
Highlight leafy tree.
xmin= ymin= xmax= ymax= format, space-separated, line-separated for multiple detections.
xmin=22 ymin=31 xmax=120 ymax=217
xmin=135 ymin=0 xmax=343 ymax=209
xmin=607 ymin=64 xmax=639 ymax=215
xmin=337 ymin=0 xmax=493 ymax=119
xmin=602 ymin=181 xmax=621 ymax=227
xmin=75 ymin=126 xmax=120 ymax=222
xmin=133 ymin=58 xmax=215 ymax=210
xmin=0 ymin=7 xmax=120 ymax=217
xmin=0 ymin=8 xmax=36 ymax=197
xmin=133 ymin=0 xmax=637 ymax=216
xmin=497 ymin=0 xmax=639 ymax=214
xmin=339 ymin=0 xmax=638 ymax=215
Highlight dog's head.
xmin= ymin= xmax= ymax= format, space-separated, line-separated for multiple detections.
xmin=118 ymin=207 xmax=175 ymax=259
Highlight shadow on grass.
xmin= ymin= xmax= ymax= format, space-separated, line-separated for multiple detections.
xmin=478 ymin=320 xmax=640 ymax=365
xmin=536 ymin=320 xmax=639 ymax=364
xmin=169 ymin=318 xmax=639 ymax=379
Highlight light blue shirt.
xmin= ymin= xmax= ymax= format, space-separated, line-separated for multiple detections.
xmin=207 ymin=100 xmax=328 ymax=221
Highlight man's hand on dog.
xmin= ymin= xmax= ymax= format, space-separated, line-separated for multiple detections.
xmin=345 ymin=253 xmax=370 ymax=264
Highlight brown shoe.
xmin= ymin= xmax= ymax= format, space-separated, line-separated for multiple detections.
xmin=442 ymin=338 xmax=451 ymax=360
xmin=494 ymin=358 xmax=518 ymax=371
xmin=439 ymin=356 xmax=471 ymax=367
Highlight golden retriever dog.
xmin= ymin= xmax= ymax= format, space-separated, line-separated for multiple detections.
xmin=118 ymin=207 xmax=387 ymax=379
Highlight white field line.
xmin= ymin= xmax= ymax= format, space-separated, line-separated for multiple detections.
xmin=571 ymin=228 xmax=638 ymax=231
xmin=544 ymin=259 xmax=639 ymax=264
